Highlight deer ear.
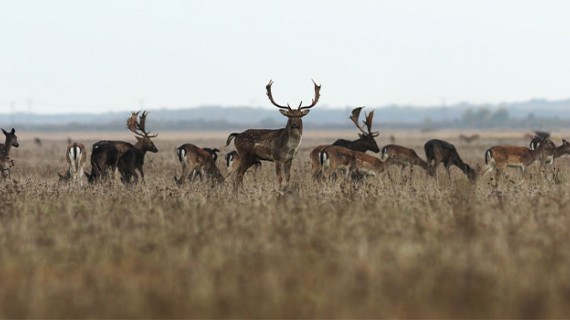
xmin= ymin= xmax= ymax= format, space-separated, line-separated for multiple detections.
xmin=300 ymin=109 xmax=310 ymax=117
xmin=135 ymin=136 xmax=143 ymax=142
xmin=564 ymin=139 xmax=569 ymax=145
xmin=10 ymin=128 xmax=15 ymax=134
xmin=279 ymin=109 xmax=290 ymax=117
xmin=1 ymin=129 xmax=7 ymax=135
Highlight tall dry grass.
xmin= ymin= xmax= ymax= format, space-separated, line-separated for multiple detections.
xmin=1 ymin=131 xmax=570 ymax=318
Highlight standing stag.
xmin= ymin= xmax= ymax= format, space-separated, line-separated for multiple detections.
xmin=424 ymin=139 xmax=476 ymax=182
xmin=57 ymin=142 xmax=87 ymax=185
xmin=310 ymin=107 xmax=379 ymax=179
xmin=174 ymin=144 xmax=224 ymax=185
xmin=0 ymin=128 xmax=19 ymax=180
xmin=92 ymin=111 xmax=158 ymax=184
xmin=226 ymin=79 xmax=320 ymax=188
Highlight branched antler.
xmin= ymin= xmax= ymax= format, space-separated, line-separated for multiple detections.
xmin=266 ymin=80 xmax=290 ymax=110
xmin=126 ymin=110 xmax=157 ymax=138
xmin=299 ymin=79 xmax=321 ymax=110
xmin=266 ymin=79 xmax=321 ymax=111
xmin=349 ymin=106 xmax=379 ymax=137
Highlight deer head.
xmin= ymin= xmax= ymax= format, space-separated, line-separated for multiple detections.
xmin=127 ymin=111 xmax=158 ymax=153
xmin=266 ymin=80 xmax=321 ymax=130
xmin=349 ymin=107 xmax=380 ymax=152
xmin=2 ymin=128 xmax=19 ymax=148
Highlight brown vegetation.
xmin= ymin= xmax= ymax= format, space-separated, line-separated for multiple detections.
xmin=1 ymin=131 xmax=570 ymax=318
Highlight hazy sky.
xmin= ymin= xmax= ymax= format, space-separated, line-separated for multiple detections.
xmin=1 ymin=0 xmax=570 ymax=114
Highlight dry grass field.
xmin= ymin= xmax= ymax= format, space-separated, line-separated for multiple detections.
xmin=2 ymin=129 xmax=570 ymax=318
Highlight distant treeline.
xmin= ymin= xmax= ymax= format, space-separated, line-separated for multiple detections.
xmin=3 ymin=101 xmax=570 ymax=131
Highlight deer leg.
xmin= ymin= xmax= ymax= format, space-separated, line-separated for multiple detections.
xmin=283 ymin=160 xmax=294 ymax=185
xmin=275 ymin=162 xmax=283 ymax=186
xmin=234 ymin=160 xmax=254 ymax=190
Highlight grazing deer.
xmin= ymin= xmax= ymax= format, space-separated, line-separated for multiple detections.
xmin=225 ymin=151 xmax=261 ymax=177
xmin=0 ymin=128 xmax=19 ymax=180
xmin=380 ymin=144 xmax=428 ymax=180
xmin=174 ymin=144 xmax=224 ymax=185
xmin=226 ymin=80 xmax=320 ymax=188
xmin=310 ymin=107 xmax=379 ymax=179
xmin=353 ymin=151 xmax=387 ymax=178
xmin=483 ymin=138 xmax=555 ymax=183
xmin=319 ymin=146 xmax=358 ymax=180
xmin=94 ymin=111 xmax=158 ymax=184
xmin=424 ymin=139 xmax=476 ymax=182
xmin=459 ymin=134 xmax=480 ymax=144
xmin=85 ymin=143 xmax=119 ymax=184
xmin=57 ymin=142 xmax=87 ymax=185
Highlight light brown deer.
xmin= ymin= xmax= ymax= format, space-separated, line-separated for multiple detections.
xmin=94 ymin=111 xmax=158 ymax=184
xmin=483 ymin=138 xmax=555 ymax=184
xmin=0 ymin=128 xmax=19 ymax=180
xmin=353 ymin=151 xmax=387 ymax=178
xmin=174 ymin=144 xmax=224 ymax=185
xmin=318 ymin=146 xmax=358 ymax=180
xmin=57 ymin=142 xmax=87 ymax=185
xmin=226 ymin=80 xmax=320 ymax=189
xmin=225 ymin=151 xmax=261 ymax=178
xmin=310 ymin=107 xmax=379 ymax=180
xmin=380 ymin=144 xmax=428 ymax=180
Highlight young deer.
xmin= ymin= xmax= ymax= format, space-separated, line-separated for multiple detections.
xmin=0 ymin=128 xmax=19 ymax=179
xmin=353 ymin=151 xmax=387 ymax=178
xmin=310 ymin=107 xmax=379 ymax=180
xmin=483 ymin=138 xmax=555 ymax=183
xmin=174 ymin=144 xmax=224 ymax=185
xmin=225 ymin=151 xmax=261 ymax=177
xmin=424 ymin=139 xmax=476 ymax=183
xmin=380 ymin=144 xmax=428 ymax=180
xmin=226 ymin=80 xmax=320 ymax=189
xmin=528 ymin=136 xmax=570 ymax=166
xmin=319 ymin=146 xmax=358 ymax=180
xmin=57 ymin=142 xmax=87 ymax=185
xmin=94 ymin=111 xmax=158 ymax=184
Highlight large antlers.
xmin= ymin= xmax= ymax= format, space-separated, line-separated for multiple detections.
xmin=266 ymin=79 xmax=321 ymax=110
xmin=126 ymin=110 xmax=157 ymax=138
xmin=349 ymin=106 xmax=379 ymax=137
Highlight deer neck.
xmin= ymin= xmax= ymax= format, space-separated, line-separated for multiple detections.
xmin=285 ymin=118 xmax=303 ymax=141
xmin=350 ymin=138 xmax=372 ymax=152
xmin=553 ymin=145 xmax=569 ymax=159
xmin=3 ymin=136 xmax=13 ymax=155
xmin=134 ymin=139 xmax=149 ymax=155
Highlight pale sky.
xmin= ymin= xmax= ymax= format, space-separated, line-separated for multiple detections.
xmin=1 ymin=0 xmax=570 ymax=114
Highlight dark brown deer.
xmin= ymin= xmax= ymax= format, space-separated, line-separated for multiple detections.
xmin=226 ymin=79 xmax=320 ymax=188
xmin=380 ymin=144 xmax=428 ymax=180
xmin=0 ymin=128 xmax=19 ymax=180
xmin=310 ymin=107 xmax=379 ymax=179
xmin=424 ymin=139 xmax=476 ymax=183
xmin=57 ymin=142 xmax=87 ymax=185
xmin=174 ymin=144 xmax=224 ymax=185
xmin=85 ymin=143 xmax=119 ymax=184
xmin=483 ymin=138 xmax=555 ymax=184
xmin=94 ymin=111 xmax=158 ymax=184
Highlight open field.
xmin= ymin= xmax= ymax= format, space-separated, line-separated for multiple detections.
xmin=2 ymin=129 xmax=570 ymax=318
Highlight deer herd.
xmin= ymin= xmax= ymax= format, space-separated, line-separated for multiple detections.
xmin=2 ymin=80 xmax=570 ymax=189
